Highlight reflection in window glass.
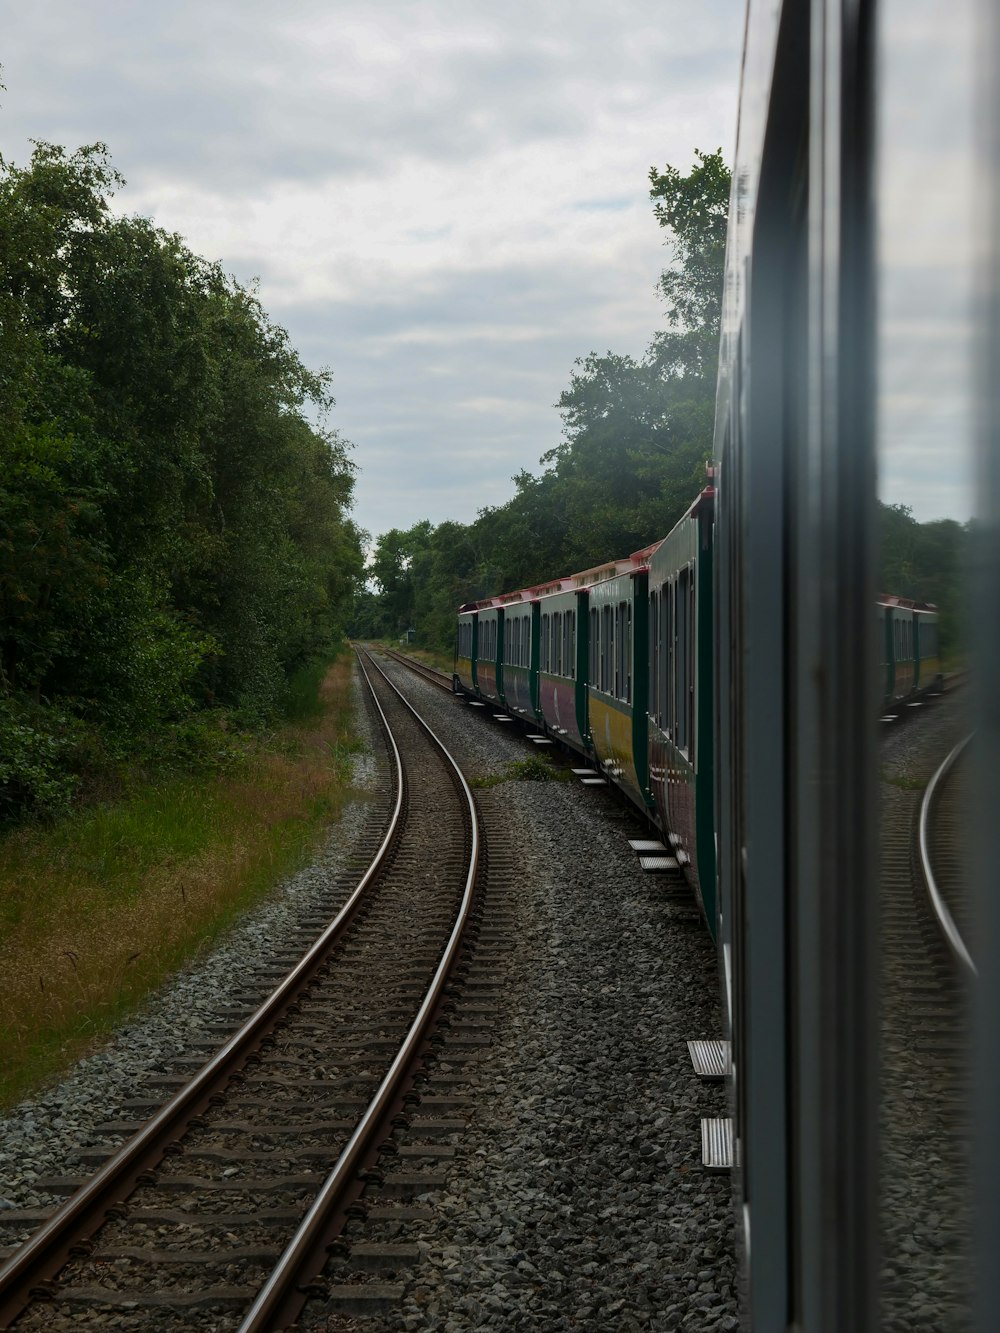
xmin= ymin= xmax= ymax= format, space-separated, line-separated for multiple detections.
xmin=876 ymin=0 xmax=975 ymax=1325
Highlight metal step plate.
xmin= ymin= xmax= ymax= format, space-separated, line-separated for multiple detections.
xmin=687 ymin=1039 xmax=731 ymax=1080
xmin=528 ymin=736 xmax=553 ymax=744
xmin=639 ymin=855 xmax=679 ymax=871
xmin=467 ymin=701 xmax=485 ymax=707
xmin=571 ymin=768 xmax=594 ymax=775
xmin=701 ymin=1117 xmax=734 ymax=1172
xmin=629 ymin=839 xmax=668 ymax=853
xmin=580 ymin=776 xmax=608 ymax=785
xmin=493 ymin=715 xmax=513 ymax=722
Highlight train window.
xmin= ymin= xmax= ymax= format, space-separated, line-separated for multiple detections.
xmin=675 ymin=569 xmax=690 ymax=752
xmin=601 ymin=604 xmax=612 ymax=693
xmin=626 ymin=601 xmax=632 ymax=704
xmin=664 ymin=582 xmax=674 ymax=736
xmin=553 ymin=611 xmax=562 ymax=675
xmin=650 ymin=590 xmax=658 ymax=723
xmin=566 ymin=610 xmax=575 ymax=679
xmin=540 ymin=614 xmax=548 ymax=670
xmin=688 ymin=571 xmax=696 ymax=763
xmin=589 ymin=607 xmax=597 ymax=681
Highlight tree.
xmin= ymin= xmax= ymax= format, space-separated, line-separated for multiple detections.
xmin=0 ymin=140 xmax=363 ymax=819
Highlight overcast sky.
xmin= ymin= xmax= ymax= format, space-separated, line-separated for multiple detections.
xmin=1 ymin=1 xmax=742 ymax=542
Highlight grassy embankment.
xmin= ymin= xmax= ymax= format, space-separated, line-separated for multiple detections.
xmin=0 ymin=653 xmax=365 ymax=1109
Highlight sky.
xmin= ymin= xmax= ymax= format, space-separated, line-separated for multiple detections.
xmin=875 ymin=0 xmax=977 ymax=527
xmin=0 ymin=0 xmax=742 ymax=543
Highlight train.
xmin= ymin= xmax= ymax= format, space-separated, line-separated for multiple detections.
xmin=449 ymin=0 xmax=1000 ymax=1328
xmin=454 ymin=497 xmax=941 ymax=937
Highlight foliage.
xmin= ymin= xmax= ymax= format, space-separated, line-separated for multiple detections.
xmin=358 ymin=150 xmax=731 ymax=649
xmin=879 ymin=502 xmax=969 ymax=662
xmin=469 ymin=755 xmax=567 ymax=788
xmin=0 ymin=141 xmax=363 ymax=821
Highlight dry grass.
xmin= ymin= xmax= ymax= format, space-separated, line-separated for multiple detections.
xmin=0 ymin=653 xmax=364 ymax=1107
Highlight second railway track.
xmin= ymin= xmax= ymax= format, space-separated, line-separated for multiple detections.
xmin=0 ymin=650 xmax=483 ymax=1332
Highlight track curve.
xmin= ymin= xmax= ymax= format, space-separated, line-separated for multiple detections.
xmin=0 ymin=649 xmax=482 ymax=1332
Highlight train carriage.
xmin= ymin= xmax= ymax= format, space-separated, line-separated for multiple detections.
xmin=586 ymin=549 xmax=658 ymax=811
xmin=474 ymin=606 xmax=502 ymax=704
xmin=877 ymin=595 xmax=942 ymax=707
xmin=646 ymin=486 xmax=717 ymax=929
xmin=498 ymin=595 xmax=536 ymax=720
xmin=455 ymin=609 xmax=477 ymax=694
xmin=535 ymin=587 xmax=589 ymax=750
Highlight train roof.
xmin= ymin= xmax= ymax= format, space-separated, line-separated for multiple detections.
xmin=458 ymin=540 xmax=663 ymax=613
xmin=877 ymin=594 xmax=939 ymax=612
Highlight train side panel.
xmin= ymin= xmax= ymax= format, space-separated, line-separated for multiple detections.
xmin=587 ymin=569 xmax=651 ymax=809
xmin=455 ymin=610 xmax=477 ymax=692
xmin=537 ymin=588 xmax=589 ymax=751
xmin=646 ymin=489 xmax=716 ymax=930
xmin=501 ymin=604 xmax=536 ymax=719
xmin=476 ymin=608 xmax=503 ymax=703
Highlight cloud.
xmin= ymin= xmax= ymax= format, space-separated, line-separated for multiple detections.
xmin=2 ymin=0 xmax=742 ymax=538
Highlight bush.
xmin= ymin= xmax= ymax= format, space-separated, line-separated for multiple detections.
xmin=0 ymin=696 xmax=84 ymax=822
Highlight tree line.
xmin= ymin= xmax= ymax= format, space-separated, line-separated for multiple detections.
xmin=1 ymin=142 xmax=363 ymax=821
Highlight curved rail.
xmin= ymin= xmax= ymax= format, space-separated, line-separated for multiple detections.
xmin=0 ymin=655 xmax=407 ymax=1326
xmin=918 ymin=731 xmax=977 ymax=978
xmin=238 ymin=647 xmax=481 ymax=1329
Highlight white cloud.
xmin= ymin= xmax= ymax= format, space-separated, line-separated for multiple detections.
xmin=2 ymin=0 xmax=742 ymax=537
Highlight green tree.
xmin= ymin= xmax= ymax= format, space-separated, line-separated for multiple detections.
xmin=0 ymin=140 xmax=363 ymax=818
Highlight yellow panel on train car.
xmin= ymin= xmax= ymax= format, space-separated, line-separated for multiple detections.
xmin=589 ymin=694 xmax=641 ymax=800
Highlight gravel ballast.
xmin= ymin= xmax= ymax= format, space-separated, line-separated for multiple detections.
xmin=0 ymin=655 xmax=740 ymax=1330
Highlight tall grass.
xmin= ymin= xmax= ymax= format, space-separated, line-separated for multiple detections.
xmin=0 ymin=653 xmax=363 ymax=1107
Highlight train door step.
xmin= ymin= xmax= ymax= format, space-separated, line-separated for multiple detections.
xmin=639 ymin=855 xmax=679 ymax=871
xmin=701 ymin=1117 xmax=734 ymax=1171
xmin=493 ymin=715 xmax=513 ymax=722
xmin=580 ymin=776 xmax=608 ymax=785
xmin=629 ymin=838 xmax=669 ymax=853
xmin=688 ymin=1039 xmax=731 ymax=1080
xmin=880 ymin=715 xmax=898 ymax=722
xmin=528 ymin=736 xmax=553 ymax=744
xmin=467 ymin=701 xmax=485 ymax=707
xmin=571 ymin=768 xmax=594 ymax=775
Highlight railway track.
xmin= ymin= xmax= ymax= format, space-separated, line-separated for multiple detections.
xmin=378 ymin=648 xmax=453 ymax=694
xmin=879 ymin=688 xmax=974 ymax=1332
xmin=919 ymin=733 xmax=976 ymax=976
xmin=0 ymin=650 xmax=482 ymax=1332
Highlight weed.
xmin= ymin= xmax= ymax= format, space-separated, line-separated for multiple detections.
xmin=881 ymin=767 xmax=929 ymax=791
xmin=470 ymin=755 xmax=568 ymax=788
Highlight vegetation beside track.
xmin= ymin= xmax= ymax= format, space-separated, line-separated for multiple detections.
xmin=469 ymin=755 xmax=570 ymax=788
xmin=0 ymin=653 xmax=365 ymax=1109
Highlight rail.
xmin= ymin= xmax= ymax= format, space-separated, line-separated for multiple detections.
xmin=918 ymin=731 xmax=977 ymax=979
xmin=238 ymin=648 xmax=481 ymax=1328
